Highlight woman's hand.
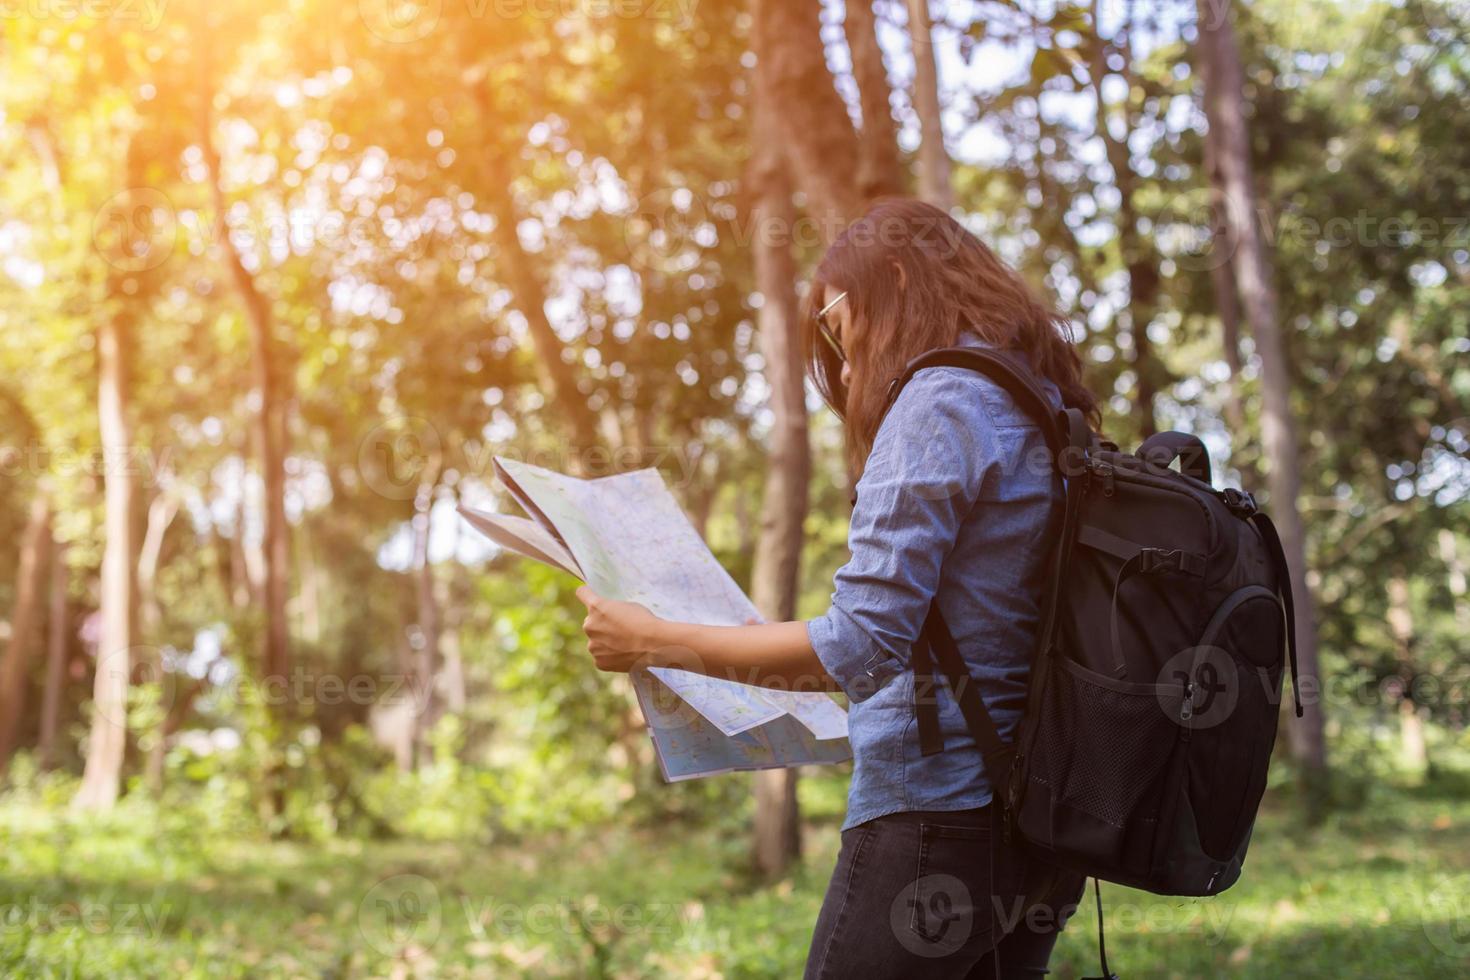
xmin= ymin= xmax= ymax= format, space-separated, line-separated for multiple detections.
xmin=575 ymin=588 xmax=837 ymax=692
xmin=575 ymin=586 xmax=669 ymax=673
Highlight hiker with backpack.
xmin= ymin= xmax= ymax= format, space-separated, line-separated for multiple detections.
xmin=577 ymin=197 xmax=1297 ymax=978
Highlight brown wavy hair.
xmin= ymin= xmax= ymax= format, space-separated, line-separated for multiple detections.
xmin=802 ymin=197 xmax=1099 ymax=474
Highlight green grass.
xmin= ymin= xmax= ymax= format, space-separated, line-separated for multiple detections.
xmin=1 ymin=785 xmax=1467 ymax=978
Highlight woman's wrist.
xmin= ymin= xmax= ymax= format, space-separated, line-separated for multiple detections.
xmin=644 ymin=617 xmax=688 ymax=661
xmin=646 ymin=620 xmax=719 ymax=676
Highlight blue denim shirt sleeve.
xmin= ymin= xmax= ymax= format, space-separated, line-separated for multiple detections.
xmin=807 ymin=368 xmax=999 ymax=703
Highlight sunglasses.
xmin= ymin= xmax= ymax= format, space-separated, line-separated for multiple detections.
xmin=814 ymin=290 xmax=849 ymax=363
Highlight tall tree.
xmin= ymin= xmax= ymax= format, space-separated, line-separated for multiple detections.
xmin=75 ymin=214 xmax=140 ymax=810
xmin=1203 ymin=115 xmax=1256 ymax=491
xmin=905 ymin=0 xmax=953 ymax=208
xmin=0 ymin=494 xmax=51 ymax=772
xmin=744 ymin=0 xmax=915 ymax=873
xmin=843 ymin=0 xmax=906 ymax=201
xmin=477 ymin=138 xmax=614 ymax=459
xmin=752 ymin=0 xmax=865 ymax=233
xmin=1086 ymin=0 xmax=1162 ymax=436
xmin=137 ymin=481 xmax=180 ymax=793
xmin=411 ymin=457 xmax=444 ymax=766
xmin=201 ymin=107 xmax=292 ymax=691
xmin=38 ymin=535 xmax=68 ymax=770
xmin=747 ymin=49 xmax=811 ymax=879
xmin=1194 ymin=0 xmax=1328 ymax=801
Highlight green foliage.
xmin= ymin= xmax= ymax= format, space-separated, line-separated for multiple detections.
xmin=0 ymin=779 xmax=1467 ymax=977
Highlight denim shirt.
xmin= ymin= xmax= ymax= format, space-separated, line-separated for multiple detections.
xmin=807 ymin=333 xmax=1064 ymax=831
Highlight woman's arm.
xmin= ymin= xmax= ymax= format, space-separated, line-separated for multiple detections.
xmin=576 ymin=586 xmax=841 ymax=693
xmin=576 ymin=370 xmax=996 ymax=703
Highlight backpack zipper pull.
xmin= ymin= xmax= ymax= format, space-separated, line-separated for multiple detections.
xmin=1181 ymin=680 xmax=1195 ymax=723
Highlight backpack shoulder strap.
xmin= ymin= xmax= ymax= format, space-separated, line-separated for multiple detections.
xmin=894 ymin=346 xmax=1094 ymax=793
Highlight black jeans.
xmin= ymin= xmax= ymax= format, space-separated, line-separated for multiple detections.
xmin=804 ymin=806 xmax=1087 ymax=979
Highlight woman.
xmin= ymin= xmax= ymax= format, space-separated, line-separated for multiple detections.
xmin=576 ymin=197 xmax=1098 ymax=978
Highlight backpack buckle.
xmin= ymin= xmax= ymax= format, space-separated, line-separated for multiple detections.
xmin=1222 ymin=487 xmax=1257 ymax=515
xmin=1139 ymin=548 xmax=1182 ymax=573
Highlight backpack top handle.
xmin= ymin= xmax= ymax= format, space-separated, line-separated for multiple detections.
xmin=1137 ymin=431 xmax=1212 ymax=485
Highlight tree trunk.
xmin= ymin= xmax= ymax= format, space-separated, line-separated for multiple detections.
xmin=0 ymin=494 xmax=51 ymax=772
xmin=298 ymin=519 xmax=323 ymax=645
xmin=438 ymin=604 xmax=467 ymax=717
xmin=466 ymin=83 xmax=616 ymax=463
xmin=436 ymin=533 xmax=468 ymax=717
xmin=685 ymin=448 xmax=722 ymax=541
xmin=1195 ymin=0 xmax=1329 ymax=806
xmin=748 ymin=38 xmax=813 ymax=880
xmin=203 ymin=110 xmax=291 ymax=690
xmin=1087 ymin=4 xmax=1159 ymax=436
xmin=136 ymin=484 xmax=182 ymax=792
xmin=905 ymin=0 xmax=952 ymax=209
xmin=1204 ymin=117 xmax=1258 ymax=494
xmin=842 ymin=0 xmax=905 ymax=201
xmin=136 ymin=486 xmax=179 ymax=639
xmin=39 ymin=535 xmax=67 ymax=770
xmin=1439 ymin=529 xmax=1468 ymax=634
xmin=412 ymin=459 xmax=444 ymax=765
xmin=752 ymin=0 xmax=865 ymax=234
xmin=1386 ymin=575 xmax=1427 ymax=770
xmin=75 ymin=278 xmax=138 ymax=811
xmin=390 ymin=630 xmax=418 ymax=772
xmin=484 ymin=183 xmax=608 ymax=460
xmin=228 ymin=496 xmax=255 ymax=610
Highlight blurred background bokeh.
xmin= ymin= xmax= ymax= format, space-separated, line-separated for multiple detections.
xmin=0 ymin=0 xmax=1467 ymax=976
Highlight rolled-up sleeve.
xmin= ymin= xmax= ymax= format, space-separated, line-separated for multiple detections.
xmin=808 ymin=369 xmax=999 ymax=702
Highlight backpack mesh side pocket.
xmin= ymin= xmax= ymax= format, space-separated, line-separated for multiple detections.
xmin=1018 ymin=657 xmax=1186 ymax=880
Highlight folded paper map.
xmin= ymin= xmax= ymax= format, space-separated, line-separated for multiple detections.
xmin=458 ymin=456 xmax=851 ymax=781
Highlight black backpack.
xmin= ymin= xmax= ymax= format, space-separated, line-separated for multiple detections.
xmin=887 ymin=347 xmax=1302 ymax=902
